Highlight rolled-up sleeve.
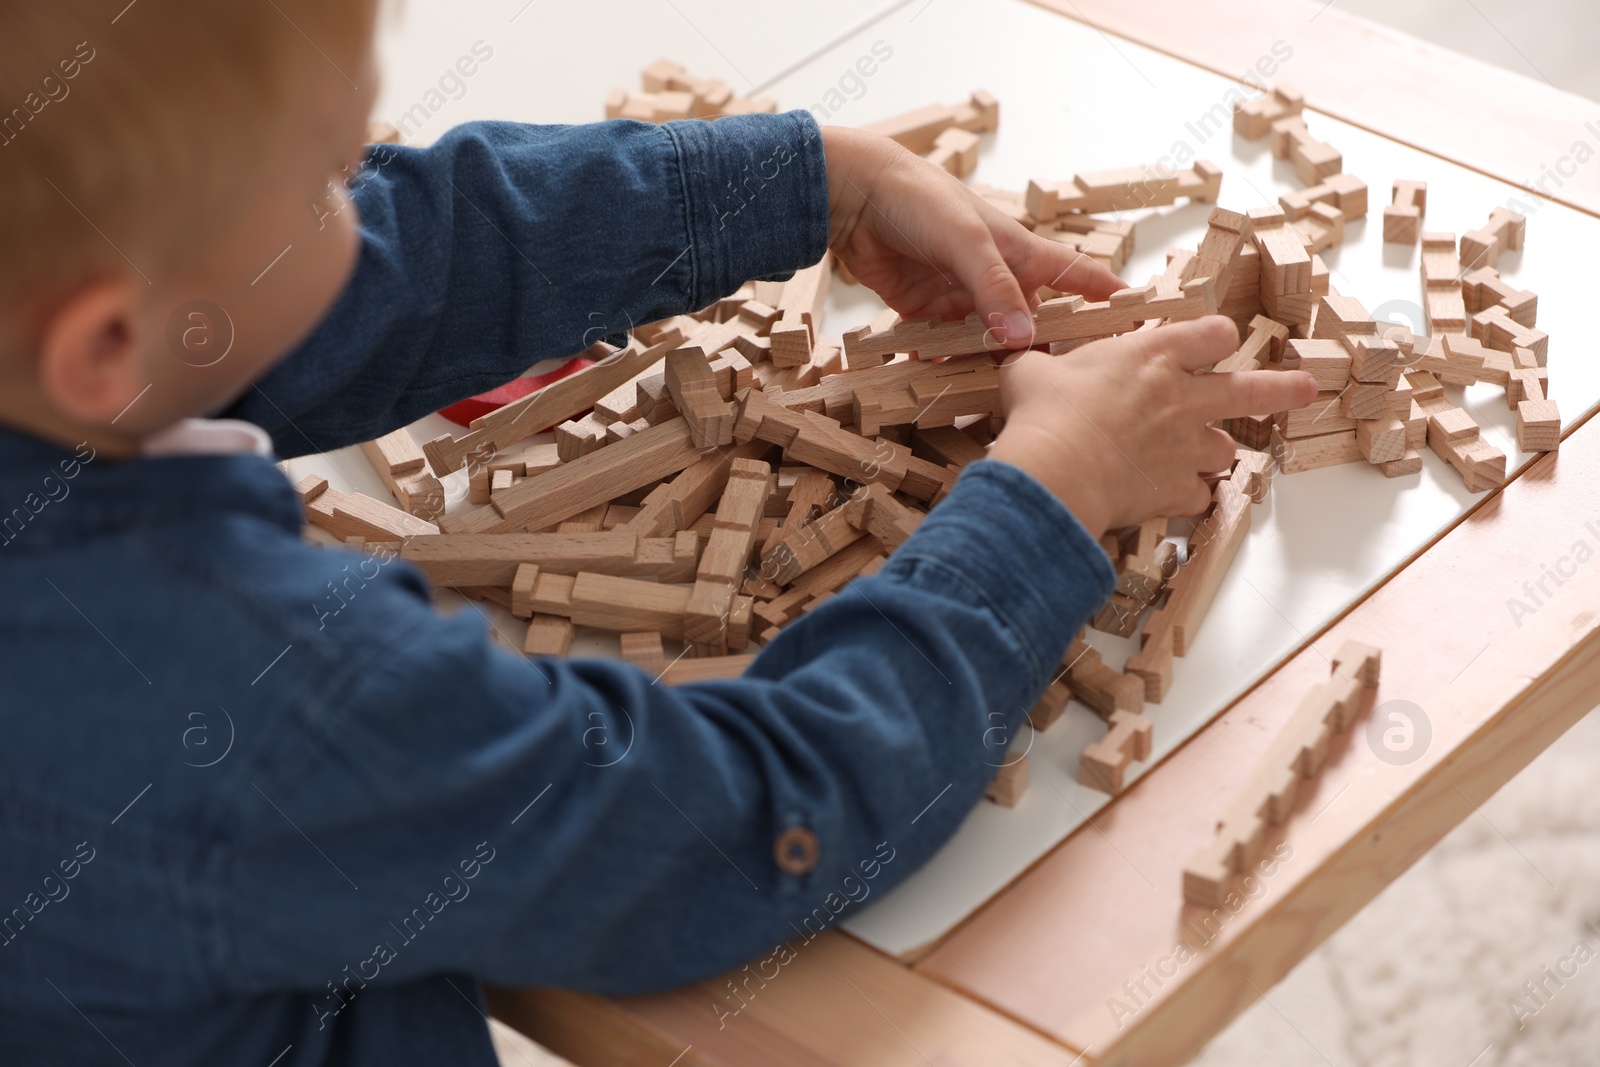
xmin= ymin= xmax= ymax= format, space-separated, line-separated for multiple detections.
xmin=223 ymin=112 xmax=830 ymax=456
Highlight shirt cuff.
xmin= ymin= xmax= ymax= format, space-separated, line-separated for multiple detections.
xmin=663 ymin=110 xmax=831 ymax=309
xmin=881 ymin=459 xmax=1118 ymax=694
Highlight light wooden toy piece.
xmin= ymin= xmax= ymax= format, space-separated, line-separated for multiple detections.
xmin=1462 ymin=266 xmax=1538 ymax=327
xmin=664 ymin=347 xmax=736 ymax=449
xmin=1079 ymin=710 xmax=1154 ymax=795
xmin=1279 ymin=173 xmax=1367 ymax=221
xmin=523 ymin=614 xmax=574 ymax=657
xmin=985 ymin=755 xmax=1029 ymax=807
xmin=1182 ymin=640 xmax=1380 ymax=907
xmin=1472 ymin=304 xmax=1549 ymax=365
xmin=400 ymin=530 xmax=699 ymax=587
xmin=1065 ymin=644 xmax=1146 ymax=719
xmin=640 ymin=59 xmax=733 ymax=117
xmin=444 ymin=417 xmax=705 ymax=535
xmin=734 ymin=389 xmax=957 ymax=503
xmin=1024 ymin=161 xmax=1222 ymax=222
xmin=1034 ymin=215 xmax=1136 ymax=275
xmin=1292 ymin=200 xmax=1345 ymax=254
xmin=1382 ymin=180 xmax=1427 ymax=244
xmin=1179 ymin=208 xmax=1254 ymax=307
xmin=1232 ymin=82 xmax=1304 ymax=141
xmin=685 ymin=458 xmax=773 ymax=646
xmin=1249 ymin=206 xmax=1315 ymax=331
xmin=760 ymin=498 xmax=865 ymax=586
xmin=1460 ymin=207 xmax=1527 ymax=271
xmin=1420 ymin=232 xmax=1467 ymax=336
xmin=842 ymin=279 xmax=1216 ymax=363
xmin=1268 ymin=116 xmax=1342 ymax=185
xmin=361 ymin=435 xmax=445 ymax=522
xmin=1027 ymin=677 xmax=1074 ymax=732
xmin=926 ymin=127 xmax=981 ymax=178
xmin=618 ymin=632 xmax=668 ymax=675
xmin=863 ymin=91 xmax=999 ymax=154
xmin=841 ymin=482 xmax=924 ymax=553
xmin=423 ymin=330 xmax=682 ymax=474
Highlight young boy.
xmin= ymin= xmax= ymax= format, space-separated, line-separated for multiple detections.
xmin=0 ymin=2 xmax=1313 ymax=1064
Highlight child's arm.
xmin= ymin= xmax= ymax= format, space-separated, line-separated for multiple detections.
xmin=221 ymin=113 xmax=1124 ymax=456
xmin=216 ymin=319 xmax=1312 ymax=999
xmin=224 ymin=112 xmax=831 ymax=455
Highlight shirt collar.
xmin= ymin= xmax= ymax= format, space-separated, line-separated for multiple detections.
xmin=142 ymin=418 xmax=276 ymax=460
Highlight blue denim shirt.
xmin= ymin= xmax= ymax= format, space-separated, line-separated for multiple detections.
xmin=0 ymin=114 xmax=1114 ymax=1065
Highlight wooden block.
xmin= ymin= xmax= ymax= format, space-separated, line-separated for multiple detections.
xmin=1183 ymin=650 xmax=1380 ymax=906
xmin=556 ymin=572 xmax=694 ymax=638
xmin=619 ymin=631 xmax=668 ymax=675
xmin=1420 ymin=231 xmax=1461 ymax=287
xmin=1274 ymin=427 xmax=1363 ymax=473
xmin=1379 ymin=448 xmax=1423 ymax=478
xmin=510 ymin=563 xmax=540 ymax=619
xmin=1462 ymin=266 xmax=1538 ymax=327
xmin=843 ymin=279 xmax=1215 ymax=363
xmin=1091 ymin=593 xmax=1144 ymax=638
xmin=864 ymin=91 xmax=1000 ymax=155
xmin=1355 ymin=412 xmax=1406 ymax=464
xmin=1248 ymin=206 xmax=1312 ymax=295
xmin=1429 ymin=433 xmax=1506 ymax=493
xmin=985 ymin=755 xmax=1029 ymax=807
xmin=1472 ymin=305 xmax=1549 ymax=364
xmin=1066 ymin=651 xmax=1146 ymax=720
xmin=927 ymin=126 xmax=982 ymax=178
xmin=401 ymin=531 xmax=698 ymax=588
xmin=1292 ymin=200 xmax=1345 ymax=254
xmin=1027 ymin=678 xmax=1074 ymax=732
xmin=841 ymin=482 xmax=925 ymax=553
xmin=445 ymin=418 xmax=703 ymax=535
xmin=1079 ymin=711 xmax=1154 ymax=795
xmin=329 ymin=492 xmax=440 ymax=541
xmin=761 ymin=502 xmax=866 ymax=586
xmin=1338 ymin=381 xmax=1395 ymax=421
xmin=1382 ymin=180 xmax=1427 ymax=244
xmin=1277 ymin=391 xmax=1355 ymax=438
xmin=1516 ymin=398 xmax=1560 ymax=452
xmin=522 ymin=614 xmax=574 ymax=657
xmin=423 ymin=331 xmax=681 ymax=474
xmin=1269 ymin=116 xmax=1342 ymax=185
xmin=1167 ymin=486 xmax=1252 ymax=657
xmin=1024 ymin=161 xmax=1221 ymax=222
xmin=1283 ymin=339 xmax=1351 ymax=389
xmin=664 ymin=347 xmax=736 ymax=449
xmin=686 ymin=459 xmax=775 ymax=645
xmin=1280 ymin=172 xmax=1367 ymax=221
xmin=361 ymin=440 xmax=446 ymax=521
xmin=1460 ymin=207 xmax=1527 ymax=271
xmin=361 ymin=428 xmax=426 ymax=475
xmin=1232 ymin=82 xmax=1303 ymax=141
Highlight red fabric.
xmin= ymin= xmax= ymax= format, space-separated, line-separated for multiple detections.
xmin=437 ymin=358 xmax=594 ymax=426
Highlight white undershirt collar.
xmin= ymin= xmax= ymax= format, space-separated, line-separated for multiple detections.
xmin=142 ymin=418 xmax=275 ymax=459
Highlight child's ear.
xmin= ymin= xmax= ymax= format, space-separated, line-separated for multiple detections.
xmin=37 ymin=277 xmax=147 ymax=425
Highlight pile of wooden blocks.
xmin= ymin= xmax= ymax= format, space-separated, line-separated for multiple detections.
xmin=304 ymin=68 xmax=1555 ymax=813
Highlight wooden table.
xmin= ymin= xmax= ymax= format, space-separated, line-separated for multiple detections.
xmin=486 ymin=2 xmax=1600 ymax=1063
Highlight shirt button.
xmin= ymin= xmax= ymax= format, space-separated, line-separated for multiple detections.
xmin=773 ymin=827 xmax=820 ymax=876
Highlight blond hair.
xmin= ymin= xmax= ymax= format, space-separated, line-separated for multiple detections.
xmin=0 ymin=0 xmax=376 ymax=320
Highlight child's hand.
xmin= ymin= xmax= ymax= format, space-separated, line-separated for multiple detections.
xmin=987 ymin=317 xmax=1319 ymax=540
xmin=822 ymin=126 xmax=1124 ymax=348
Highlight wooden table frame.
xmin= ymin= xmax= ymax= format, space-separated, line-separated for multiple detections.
xmin=488 ymin=3 xmax=1600 ymax=1063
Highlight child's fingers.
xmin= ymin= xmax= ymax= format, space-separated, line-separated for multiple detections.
xmin=940 ymin=227 xmax=1037 ymax=348
xmin=1000 ymin=225 xmax=1125 ymax=302
xmin=1187 ymin=368 xmax=1319 ymax=421
xmin=1114 ymin=316 xmax=1241 ymax=372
